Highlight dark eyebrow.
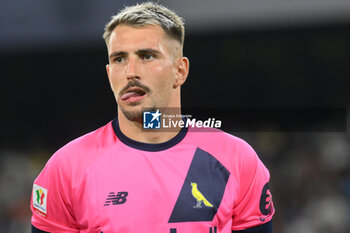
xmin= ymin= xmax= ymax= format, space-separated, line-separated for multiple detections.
xmin=109 ymin=49 xmax=161 ymax=60
xmin=109 ymin=51 xmax=127 ymax=59
xmin=135 ymin=49 xmax=161 ymax=56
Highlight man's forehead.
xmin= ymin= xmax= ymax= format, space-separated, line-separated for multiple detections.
xmin=110 ymin=24 xmax=165 ymax=43
xmin=107 ymin=24 xmax=182 ymax=59
xmin=109 ymin=24 xmax=177 ymax=48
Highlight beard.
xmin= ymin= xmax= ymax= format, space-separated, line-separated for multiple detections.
xmin=120 ymin=105 xmax=158 ymax=123
xmin=121 ymin=107 xmax=143 ymax=123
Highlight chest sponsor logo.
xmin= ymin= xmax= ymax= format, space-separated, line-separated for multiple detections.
xmin=169 ymin=148 xmax=230 ymax=222
xmin=104 ymin=192 xmax=128 ymax=206
xmin=191 ymin=182 xmax=213 ymax=208
xmin=32 ymin=184 xmax=48 ymax=217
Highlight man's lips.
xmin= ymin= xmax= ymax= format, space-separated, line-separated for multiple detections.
xmin=120 ymin=87 xmax=146 ymax=102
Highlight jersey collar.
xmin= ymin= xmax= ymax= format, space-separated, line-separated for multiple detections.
xmin=112 ymin=118 xmax=188 ymax=152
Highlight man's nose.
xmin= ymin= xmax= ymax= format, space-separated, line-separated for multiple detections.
xmin=126 ymin=56 xmax=139 ymax=80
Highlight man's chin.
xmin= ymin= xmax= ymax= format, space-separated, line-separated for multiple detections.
xmin=120 ymin=104 xmax=158 ymax=123
xmin=121 ymin=108 xmax=143 ymax=123
xmin=128 ymin=102 xmax=141 ymax=107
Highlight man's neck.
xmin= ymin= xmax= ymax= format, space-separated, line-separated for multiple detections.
xmin=118 ymin=110 xmax=183 ymax=144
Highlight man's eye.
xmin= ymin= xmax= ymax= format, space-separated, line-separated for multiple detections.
xmin=141 ymin=54 xmax=155 ymax=60
xmin=114 ymin=57 xmax=125 ymax=63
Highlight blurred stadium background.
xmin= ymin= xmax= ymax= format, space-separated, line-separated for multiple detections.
xmin=0 ymin=0 xmax=349 ymax=232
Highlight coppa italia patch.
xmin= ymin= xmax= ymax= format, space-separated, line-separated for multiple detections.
xmin=32 ymin=184 xmax=48 ymax=218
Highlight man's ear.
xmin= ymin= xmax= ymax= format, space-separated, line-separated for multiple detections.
xmin=106 ymin=64 xmax=110 ymax=79
xmin=106 ymin=64 xmax=115 ymax=92
xmin=174 ymin=57 xmax=189 ymax=88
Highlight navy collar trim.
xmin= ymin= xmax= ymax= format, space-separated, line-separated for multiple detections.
xmin=112 ymin=118 xmax=188 ymax=152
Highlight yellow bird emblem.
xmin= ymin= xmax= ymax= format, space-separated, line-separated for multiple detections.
xmin=190 ymin=182 xmax=213 ymax=208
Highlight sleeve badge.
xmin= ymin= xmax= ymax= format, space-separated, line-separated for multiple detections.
xmin=32 ymin=184 xmax=48 ymax=218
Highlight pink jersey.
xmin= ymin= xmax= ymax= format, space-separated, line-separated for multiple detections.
xmin=31 ymin=119 xmax=274 ymax=233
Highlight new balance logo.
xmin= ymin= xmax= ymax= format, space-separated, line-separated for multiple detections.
xmin=104 ymin=192 xmax=128 ymax=206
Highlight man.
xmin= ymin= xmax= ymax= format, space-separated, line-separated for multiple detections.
xmin=31 ymin=2 xmax=274 ymax=233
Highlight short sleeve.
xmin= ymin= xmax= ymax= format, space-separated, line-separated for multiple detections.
xmin=30 ymin=150 xmax=79 ymax=233
xmin=231 ymin=141 xmax=275 ymax=231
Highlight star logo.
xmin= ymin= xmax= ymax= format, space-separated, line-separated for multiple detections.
xmin=143 ymin=110 xmax=162 ymax=129
xmin=151 ymin=110 xmax=161 ymax=122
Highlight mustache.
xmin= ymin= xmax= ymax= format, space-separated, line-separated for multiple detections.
xmin=119 ymin=80 xmax=151 ymax=97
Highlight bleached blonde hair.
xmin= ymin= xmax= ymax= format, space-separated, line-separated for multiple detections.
xmin=103 ymin=2 xmax=185 ymax=47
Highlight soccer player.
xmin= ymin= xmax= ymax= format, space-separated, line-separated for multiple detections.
xmin=31 ymin=2 xmax=274 ymax=233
